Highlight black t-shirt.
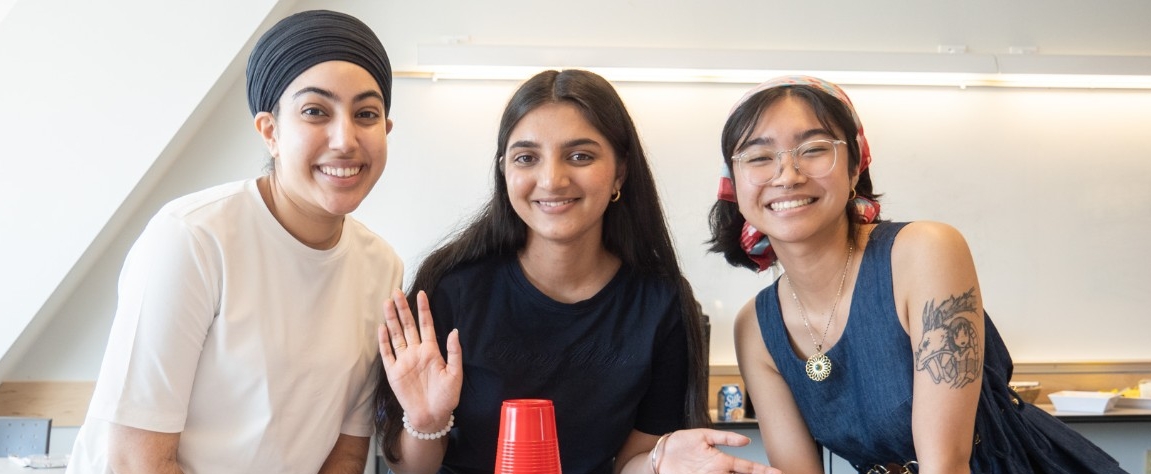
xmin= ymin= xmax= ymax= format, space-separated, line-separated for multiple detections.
xmin=429 ymin=255 xmax=690 ymax=474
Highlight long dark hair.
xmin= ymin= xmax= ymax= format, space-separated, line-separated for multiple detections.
xmin=374 ymin=69 xmax=710 ymax=463
xmin=707 ymin=85 xmax=882 ymax=270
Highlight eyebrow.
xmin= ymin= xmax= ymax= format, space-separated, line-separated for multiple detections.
xmin=507 ymin=137 xmax=603 ymax=150
xmin=563 ymin=138 xmax=602 ymax=149
xmin=292 ymin=86 xmax=335 ymax=100
xmin=354 ymin=90 xmax=385 ymax=103
xmin=739 ymin=128 xmax=834 ymax=150
xmin=291 ymin=87 xmax=384 ymax=104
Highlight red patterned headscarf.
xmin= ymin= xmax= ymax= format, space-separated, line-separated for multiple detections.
xmin=718 ymin=76 xmax=880 ymax=271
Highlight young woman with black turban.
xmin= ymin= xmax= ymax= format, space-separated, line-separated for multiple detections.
xmin=68 ymin=10 xmax=399 ymax=473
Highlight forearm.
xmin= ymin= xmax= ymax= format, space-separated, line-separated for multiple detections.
xmin=318 ymin=458 xmax=367 ymax=474
xmin=618 ymin=451 xmax=655 ymax=474
xmin=911 ymin=388 xmax=978 ymax=474
xmin=384 ymin=435 xmax=450 ymax=474
xmin=108 ymin=424 xmax=185 ymax=474
xmin=109 ymin=460 xmax=184 ymax=474
xmin=913 ymin=418 xmax=975 ymax=474
xmin=916 ymin=459 xmax=971 ymax=474
xmin=318 ymin=434 xmax=370 ymax=474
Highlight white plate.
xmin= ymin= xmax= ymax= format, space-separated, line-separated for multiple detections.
xmin=1047 ymin=391 xmax=1120 ymax=413
xmin=1115 ymin=396 xmax=1151 ymax=409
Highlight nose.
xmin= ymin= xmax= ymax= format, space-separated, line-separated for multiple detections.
xmin=329 ymin=114 xmax=357 ymax=154
xmin=537 ymin=155 xmax=569 ymax=190
xmin=770 ymin=152 xmax=805 ymax=187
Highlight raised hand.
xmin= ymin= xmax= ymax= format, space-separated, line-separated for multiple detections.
xmin=378 ymin=289 xmax=463 ymax=433
xmin=656 ymin=429 xmax=781 ymax=474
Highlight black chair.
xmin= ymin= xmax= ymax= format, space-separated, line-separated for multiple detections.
xmin=0 ymin=416 xmax=51 ymax=457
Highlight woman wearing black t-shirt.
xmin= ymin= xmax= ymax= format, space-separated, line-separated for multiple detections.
xmin=374 ymin=69 xmax=778 ymax=474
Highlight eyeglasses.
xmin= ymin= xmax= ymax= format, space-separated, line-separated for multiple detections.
xmin=732 ymin=139 xmax=845 ymax=185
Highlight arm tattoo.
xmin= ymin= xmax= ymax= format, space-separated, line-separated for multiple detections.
xmin=913 ymin=287 xmax=981 ymax=389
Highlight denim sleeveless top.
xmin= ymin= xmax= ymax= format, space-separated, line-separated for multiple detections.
xmin=755 ymin=222 xmax=1124 ymax=473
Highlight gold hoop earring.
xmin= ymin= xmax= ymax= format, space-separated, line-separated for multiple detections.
xmin=849 ymin=189 xmax=857 ymax=201
xmin=611 ymin=189 xmax=622 ymax=202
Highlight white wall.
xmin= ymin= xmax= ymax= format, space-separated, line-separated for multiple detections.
xmin=0 ymin=0 xmax=290 ymax=379
xmin=0 ymin=0 xmax=18 ymax=24
xmin=7 ymin=73 xmax=266 ymax=379
xmin=5 ymin=0 xmax=1151 ymax=383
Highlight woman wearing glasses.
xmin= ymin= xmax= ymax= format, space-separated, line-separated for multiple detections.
xmin=373 ymin=69 xmax=777 ymax=474
xmin=711 ymin=76 xmax=1123 ymax=473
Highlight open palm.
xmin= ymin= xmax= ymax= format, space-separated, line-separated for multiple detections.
xmin=659 ymin=429 xmax=781 ymax=474
xmin=378 ymin=289 xmax=463 ymax=431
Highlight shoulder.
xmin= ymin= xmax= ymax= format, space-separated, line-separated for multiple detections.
xmin=134 ymin=182 xmax=251 ymax=252
xmin=734 ymin=296 xmax=760 ymax=336
xmin=156 ymin=180 xmax=251 ymax=222
xmin=624 ymin=267 xmax=680 ymax=298
xmin=733 ymin=280 xmax=778 ymax=341
xmin=611 ymin=269 xmax=684 ymax=331
xmin=734 ymin=294 xmax=779 ymax=373
xmin=344 ymin=218 xmax=401 ymax=259
xmin=890 ymin=221 xmax=972 ymax=265
xmin=889 ymin=221 xmax=980 ymax=308
xmin=141 ymin=181 xmax=257 ymax=247
xmin=435 ymin=254 xmax=506 ymax=292
xmin=342 ymin=218 xmax=405 ymax=281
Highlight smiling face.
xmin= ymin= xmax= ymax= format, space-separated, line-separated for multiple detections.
xmin=503 ymin=102 xmax=625 ymax=249
xmin=734 ymin=95 xmax=857 ymax=246
xmin=255 ymin=60 xmax=392 ymax=223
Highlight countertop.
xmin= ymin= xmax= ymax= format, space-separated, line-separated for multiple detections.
xmin=0 ymin=461 xmax=66 ymax=474
xmin=715 ymin=403 xmax=1151 ymax=429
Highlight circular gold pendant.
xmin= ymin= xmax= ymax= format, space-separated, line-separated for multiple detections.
xmin=806 ymin=352 xmax=832 ymax=381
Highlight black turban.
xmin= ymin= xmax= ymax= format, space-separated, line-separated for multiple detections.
xmin=246 ymin=10 xmax=392 ymax=117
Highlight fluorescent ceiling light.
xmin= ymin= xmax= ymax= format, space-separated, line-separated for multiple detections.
xmin=396 ymin=44 xmax=1151 ymax=89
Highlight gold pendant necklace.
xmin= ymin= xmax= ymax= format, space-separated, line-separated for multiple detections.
xmin=784 ymin=244 xmax=854 ymax=382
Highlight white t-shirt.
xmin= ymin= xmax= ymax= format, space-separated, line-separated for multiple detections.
xmin=68 ymin=179 xmax=403 ymax=474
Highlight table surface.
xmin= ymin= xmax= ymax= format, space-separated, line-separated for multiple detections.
xmin=1 ymin=459 xmax=67 ymax=473
xmin=0 ymin=465 xmax=66 ymax=473
xmin=715 ymin=403 xmax=1151 ymax=428
xmin=1034 ymin=403 xmax=1151 ymax=423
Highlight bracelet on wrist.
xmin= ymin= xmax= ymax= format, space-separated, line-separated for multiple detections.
xmin=649 ymin=431 xmax=672 ymax=474
xmin=402 ymin=412 xmax=454 ymax=440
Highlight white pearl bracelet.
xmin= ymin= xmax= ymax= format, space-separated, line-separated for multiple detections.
xmin=402 ymin=412 xmax=454 ymax=440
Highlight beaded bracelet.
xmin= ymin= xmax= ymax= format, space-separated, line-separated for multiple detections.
xmin=649 ymin=432 xmax=672 ymax=474
xmin=402 ymin=412 xmax=455 ymax=440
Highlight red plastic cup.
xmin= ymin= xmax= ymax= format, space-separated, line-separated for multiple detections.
xmin=494 ymin=399 xmax=561 ymax=474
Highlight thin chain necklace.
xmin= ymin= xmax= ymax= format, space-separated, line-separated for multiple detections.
xmin=784 ymin=244 xmax=854 ymax=382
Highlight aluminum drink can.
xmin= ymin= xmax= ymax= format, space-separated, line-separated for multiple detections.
xmin=718 ymin=384 xmax=744 ymax=422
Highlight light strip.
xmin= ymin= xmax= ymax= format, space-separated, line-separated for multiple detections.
xmin=397 ymin=45 xmax=1151 ymax=89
